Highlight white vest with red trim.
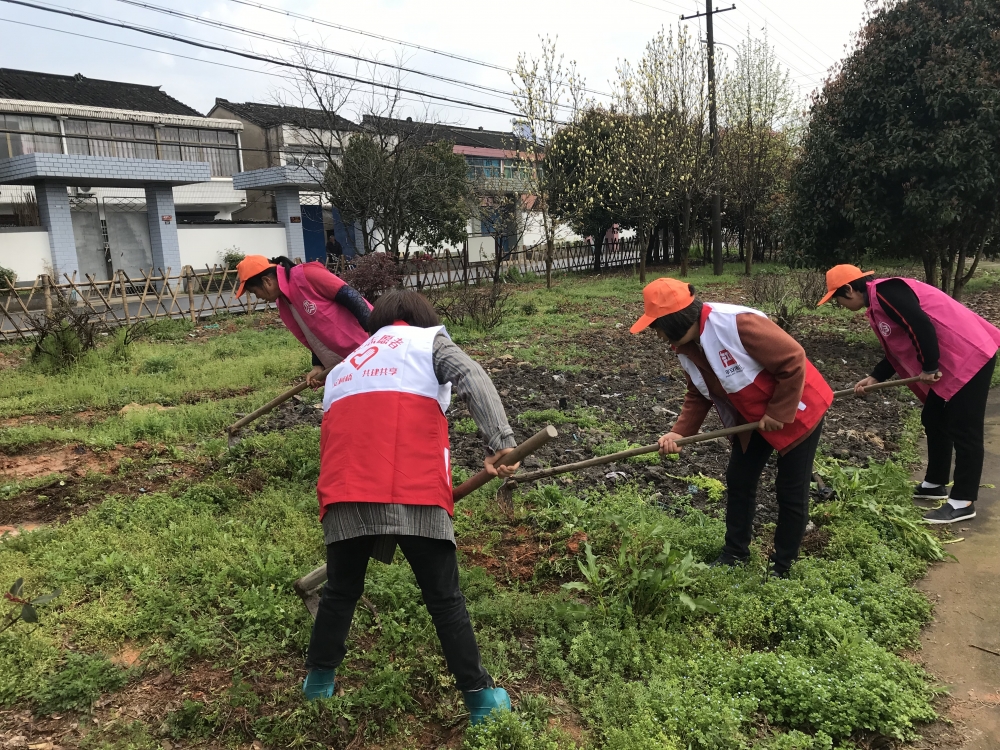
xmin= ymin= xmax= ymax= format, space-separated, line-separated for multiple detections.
xmin=317 ymin=324 xmax=453 ymax=516
xmin=677 ymin=303 xmax=832 ymax=452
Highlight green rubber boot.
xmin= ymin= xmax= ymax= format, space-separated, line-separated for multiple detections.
xmin=462 ymin=687 xmax=511 ymax=725
xmin=302 ymin=669 xmax=337 ymax=700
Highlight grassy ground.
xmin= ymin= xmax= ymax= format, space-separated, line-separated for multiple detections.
xmin=0 ymin=263 xmax=986 ymax=750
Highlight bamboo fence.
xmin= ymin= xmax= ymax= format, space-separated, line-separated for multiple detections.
xmin=1 ymin=238 xmax=643 ymax=341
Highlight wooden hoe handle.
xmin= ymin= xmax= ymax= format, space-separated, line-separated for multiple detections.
xmin=507 ymin=422 xmax=759 ymax=486
xmin=452 ymin=425 xmax=559 ymax=502
xmin=830 ymin=375 xmax=923 ymax=400
xmin=226 ymin=364 xmax=336 ymax=436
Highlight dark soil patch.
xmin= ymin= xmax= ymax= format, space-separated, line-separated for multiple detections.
xmin=251 ymin=396 xmax=323 ymax=434
xmin=0 ymin=444 xmax=200 ymax=526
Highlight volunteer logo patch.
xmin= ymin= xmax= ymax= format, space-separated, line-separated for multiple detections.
xmin=349 ymin=346 xmax=379 ymax=369
xmin=303 ymin=299 xmax=317 ymax=315
xmin=719 ymin=349 xmax=737 ymax=368
xmin=878 ymin=321 xmax=891 ymax=337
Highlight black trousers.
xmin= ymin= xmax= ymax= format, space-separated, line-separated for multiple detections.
xmin=923 ymin=355 xmax=996 ymax=503
xmin=305 ymin=535 xmax=492 ymax=692
xmin=723 ymin=419 xmax=824 ymax=574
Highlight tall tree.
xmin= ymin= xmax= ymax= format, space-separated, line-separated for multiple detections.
xmin=282 ymin=49 xmax=471 ymax=258
xmin=512 ymin=36 xmax=586 ymax=288
xmin=546 ymin=108 xmax=620 ymax=272
xmin=787 ymin=0 xmax=1000 ymax=298
xmin=614 ymin=30 xmax=694 ymax=281
xmin=719 ymin=31 xmax=800 ymax=275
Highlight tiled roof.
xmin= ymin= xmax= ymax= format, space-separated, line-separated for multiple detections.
xmin=0 ymin=68 xmax=203 ymax=116
xmin=213 ymin=99 xmax=356 ymax=130
xmin=362 ymin=116 xmax=530 ymax=151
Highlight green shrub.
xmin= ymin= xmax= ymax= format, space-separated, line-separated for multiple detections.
xmin=138 ymin=354 xmax=176 ymax=374
xmin=463 ymin=711 xmax=573 ymax=750
xmin=32 ymin=653 xmax=128 ymax=714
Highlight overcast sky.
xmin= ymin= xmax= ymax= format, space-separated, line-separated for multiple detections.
xmin=0 ymin=0 xmax=868 ymax=130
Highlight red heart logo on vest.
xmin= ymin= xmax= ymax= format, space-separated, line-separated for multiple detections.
xmin=349 ymin=346 xmax=379 ymax=369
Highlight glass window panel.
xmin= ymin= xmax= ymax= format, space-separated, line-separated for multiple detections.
xmin=160 ymin=126 xmax=179 ymax=142
xmin=133 ymin=124 xmax=155 ymax=141
xmin=199 ymin=129 xmax=219 ymax=144
xmin=8 ymin=133 xmax=22 ymax=156
xmin=66 ymin=136 xmax=90 ymax=155
xmin=0 ymin=134 xmax=8 ymax=159
xmin=116 ymin=140 xmax=136 ymax=158
xmin=64 ymin=119 xmax=88 ymax=135
xmin=134 ymin=141 xmax=157 ymax=159
xmin=88 ymin=121 xmax=112 ymax=137
xmin=90 ymin=139 xmax=117 ymax=157
xmin=179 ymin=128 xmax=199 ymax=143
xmin=15 ymin=116 xmax=31 ymax=131
xmin=111 ymin=123 xmax=134 ymax=139
xmin=181 ymin=144 xmax=202 ymax=161
xmin=218 ymin=148 xmax=239 ymax=176
xmin=218 ymin=131 xmax=237 ymax=146
xmin=17 ymin=134 xmax=35 ymax=154
xmin=33 ymin=135 xmax=61 ymax=153
xmin=159 ymin=143 xmax=181 ymax=160
xmin=32 ymin=117 xmax=59 ymax=133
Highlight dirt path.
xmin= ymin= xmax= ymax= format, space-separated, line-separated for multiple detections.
xmin=916 ymin=387 xmax=1000 ymax=748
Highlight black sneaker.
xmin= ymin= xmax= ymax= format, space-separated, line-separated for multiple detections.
xmin=710 ymin=552 xmax=748 ymax=568
xmin=923 ymin=503 xmax=975 ymax=524
xmin=913 ymin=484 xmax=949 ymax=501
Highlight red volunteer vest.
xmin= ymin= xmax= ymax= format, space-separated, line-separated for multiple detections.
xmin=677 ymin=303 xmax=833 ymax=452
xmin=276 ymin=262 xmax=371 ymax=366
xmin=866 ymin=278 xmax=1000 ymax=403
xmin=317 ymin=324 xmax=453 ymax=518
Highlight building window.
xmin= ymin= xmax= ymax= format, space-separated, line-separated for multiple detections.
xmin=466 ymin=156 xmax=500 ymax=179
xmin=0 ymin=114 xmax=61 ymax=157
xmin=285 ymin=153 xmax=328 ymax=171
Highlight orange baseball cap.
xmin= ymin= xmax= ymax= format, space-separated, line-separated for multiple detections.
xmin=630 ymin=277 xmax=695 ymax=334
xmin=235 ymin=255 xmax=276 ymax=297
xmin=817 ymin=264 xmax=874 ymax=306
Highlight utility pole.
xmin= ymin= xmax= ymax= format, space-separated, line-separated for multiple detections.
xmin=681 ymin=3 xmax=735 ymax=276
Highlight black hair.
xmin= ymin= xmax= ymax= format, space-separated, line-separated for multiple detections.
xmin=832 ymin=274 xmax=874 ymax=301
xmin=366 ymin=289 xmax=441 ymax=334
xmin=243 ymin=256 xmax=296 ymax=293
xmin=650 ymin=285 xmax=703 ymax=342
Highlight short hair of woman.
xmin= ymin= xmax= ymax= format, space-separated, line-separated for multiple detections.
xmin=366 ymin=289 xmax=441 ymax=334
xmin=833 ymin=274 xmax=874 ymax=300
xmin=651 ymin=285 xmax=703 ymax=341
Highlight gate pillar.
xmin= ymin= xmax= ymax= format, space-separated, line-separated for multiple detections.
xmin=144 ymin=184 xmax=181 ymax=273
xmin=35 ymin=181 xmax=79 ymax=281
xmin=274 ymin=186 xmax=306 ymax=261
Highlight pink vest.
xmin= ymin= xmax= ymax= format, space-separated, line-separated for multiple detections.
xmin=866 ymin=278 xmax=1000 ymax=403
xmin=317 ymin=324 xmax=453 ymax=517
xmin=276 ymin=262 xmax=371 ymax=367
xmin=677 ymin=304 xmax=833 ymax=452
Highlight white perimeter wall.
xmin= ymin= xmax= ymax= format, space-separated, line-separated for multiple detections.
xmin=0 ymin=229 xmax=51 ymax=283
xmin=178 ymin=225 xmax=287 ymax=270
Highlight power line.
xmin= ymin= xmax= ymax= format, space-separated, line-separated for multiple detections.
xmin=730 ymin=0 xmax=836 ymax=77
xmin=633 ymin=0 xmax=825 ymax=92
xmin=0 ymin=0 xmax=541 ymax=120
xmin=223 ymin=0 xmax=615 ymax=101
xmin=111 ymin=0 xmax=580 ymax=112
xmin=712 ymin=13 xmax=825 ymax=89
xmin=0 ymin=16 xmax=519 ymax=125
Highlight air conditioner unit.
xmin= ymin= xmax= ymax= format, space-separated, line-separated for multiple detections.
xmin=73 ymin=186 xmax=93 ymax=196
